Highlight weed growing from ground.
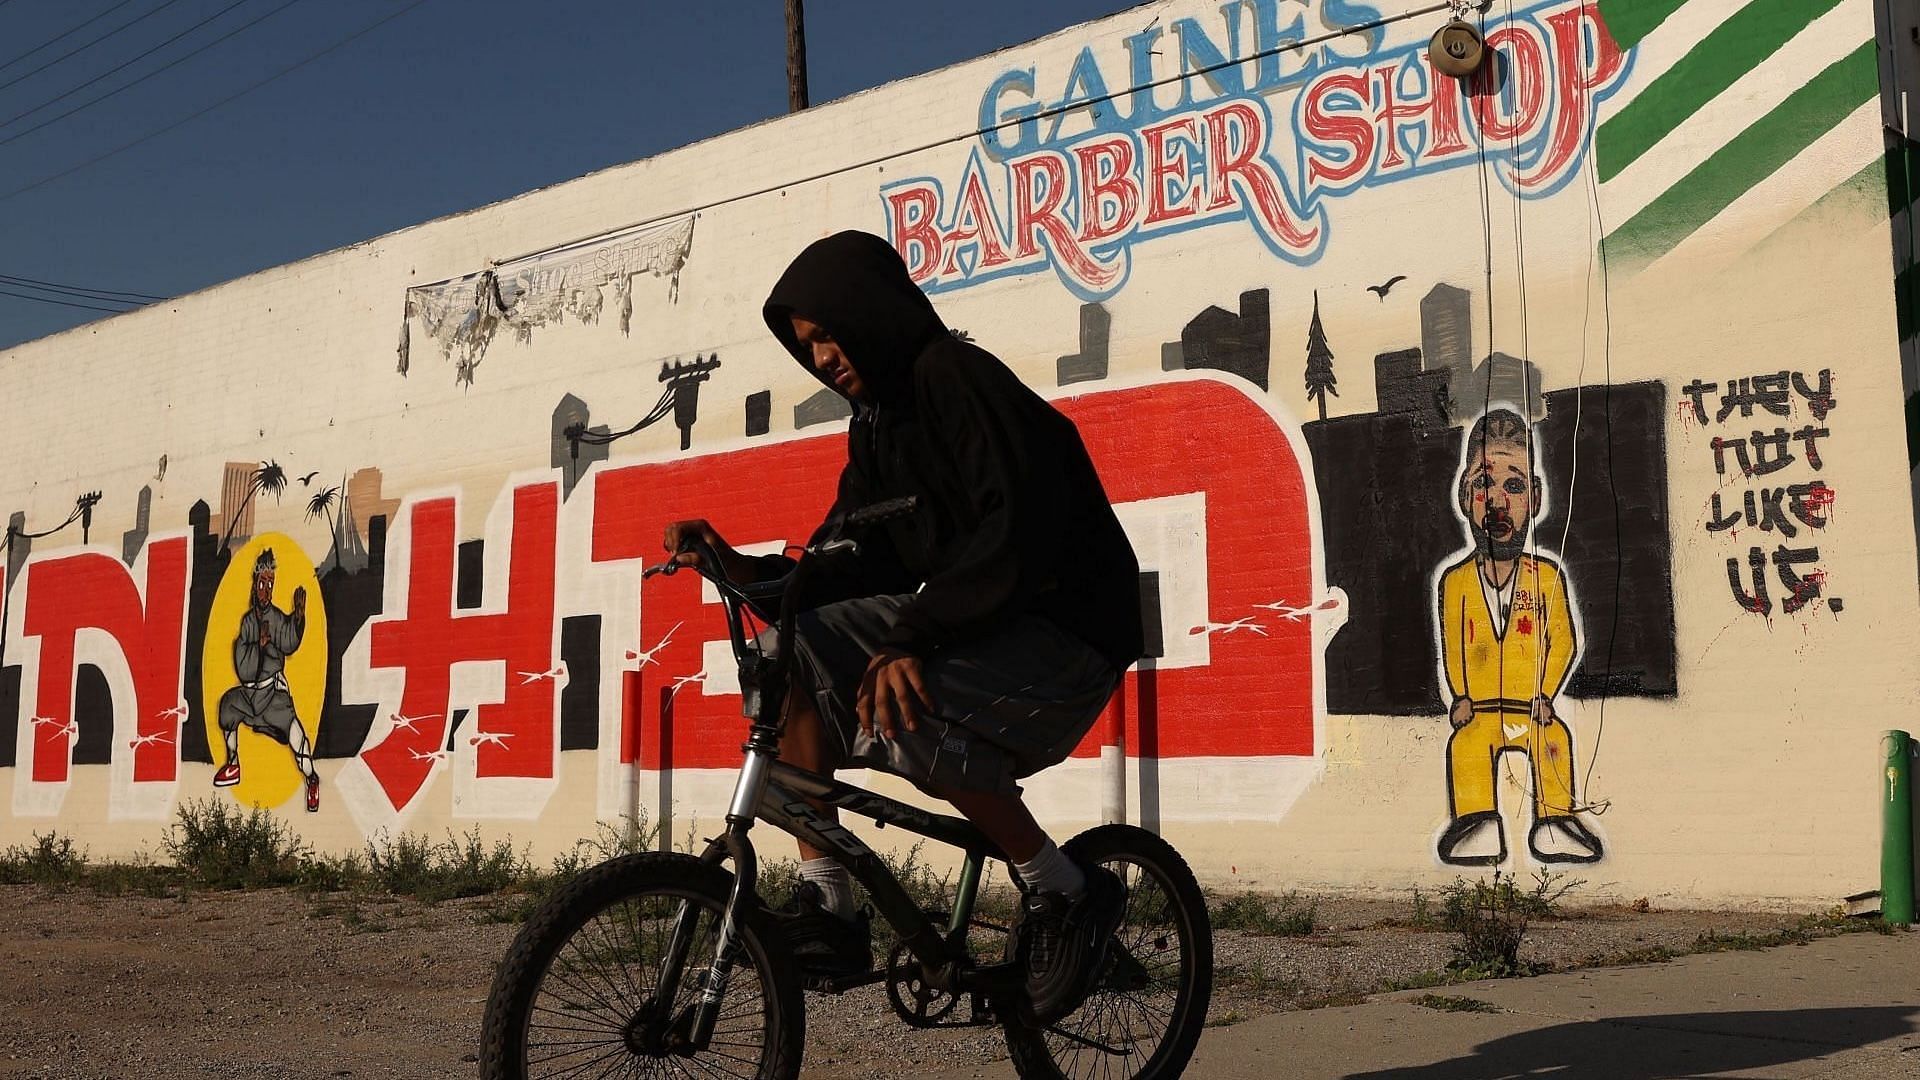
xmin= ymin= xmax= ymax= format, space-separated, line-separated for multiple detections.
xmin=1211 ymin=890 xmax=1317 ymax=936
xmin=1412 ymin=993 xmax=1502 ymax=1013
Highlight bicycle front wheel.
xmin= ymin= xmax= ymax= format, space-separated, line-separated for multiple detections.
xmin=1003 ymin=824 xmax=1214 ymax=1080
xmin=480 ymin=852 xmax=804 ymax=1080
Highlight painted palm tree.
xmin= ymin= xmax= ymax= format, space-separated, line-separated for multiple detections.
xmin=218 ymin=460 xmax=287 ymax=553
xmin=305 ymin=482 xmax=342 ymax=570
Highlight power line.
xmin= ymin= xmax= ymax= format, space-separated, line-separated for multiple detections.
xmin=0 ymin=286 xmax=136 ymax=313
xmin=0 ymin=0 xmax=189 ymax=94
xmin=0 ymin=0 xmax=437 ymax=203
xmin=0 ymin=0 xmax=144 ymax=76
xmin=0 ymin=0 xmax=289 ymax=136
xmin=0 ymin=272 xmax=165 ymax=302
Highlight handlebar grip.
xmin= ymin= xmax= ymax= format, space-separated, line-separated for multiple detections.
xmin=843 ymin=495 xmax=919 ymax=528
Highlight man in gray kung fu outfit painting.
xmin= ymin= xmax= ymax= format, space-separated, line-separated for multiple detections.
xmin=211 ymin=548 xmax=322 ymax=812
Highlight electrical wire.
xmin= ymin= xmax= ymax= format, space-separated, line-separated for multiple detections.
xmin=0 ymin=0 xmax=145 ymax=77
xmin=0 ymin=0 xmax=305 ymax=144
xmin=0 ymin=271 xmax=164 ymax=302
xmin=0 ymin=0 xmax=189 ymax=95
xmin=0 ymin=0 xmax=437 ymax=204
xmin=0 ymin=285 xmax=137 ymax=313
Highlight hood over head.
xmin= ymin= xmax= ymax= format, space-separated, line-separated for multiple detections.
xmin=763 ymin=231 xmax=948 ymax=403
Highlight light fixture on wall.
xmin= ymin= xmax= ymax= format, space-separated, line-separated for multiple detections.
xmin=1429 ymin=17 xmax=1485 ymax=78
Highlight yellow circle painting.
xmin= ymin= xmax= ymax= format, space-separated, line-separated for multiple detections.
xmin=200 ymin=533 xmax=329 ymax=811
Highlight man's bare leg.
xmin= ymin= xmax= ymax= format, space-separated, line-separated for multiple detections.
xmin=779 ymin=685 xmax=839 ymax=863
xmin=942 ymin=789 xmax=1046 ymax=864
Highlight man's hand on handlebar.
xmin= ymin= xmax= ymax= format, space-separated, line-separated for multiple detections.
xmin=661 ymin=519 xmax=760 ymax=583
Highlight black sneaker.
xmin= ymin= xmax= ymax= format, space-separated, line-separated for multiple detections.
xmin=1014 ymin=863 xmax=1126 ymax=1024
xmin=769 ymin=881 xmax=873 ymax=978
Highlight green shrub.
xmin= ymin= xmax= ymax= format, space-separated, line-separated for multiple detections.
xmin=364 ymin=828 xmax=533 ymax=903
xmin=1436 ymin=869 xmax=1581 ymax=978
xmin=164 ymin=799 xmax=311 ymax=888
xmin=0 ymin=831 xmax=88 ymax=886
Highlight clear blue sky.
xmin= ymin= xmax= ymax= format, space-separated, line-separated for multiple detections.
xmin=0 ymin=0 xmax=1139 ymax=349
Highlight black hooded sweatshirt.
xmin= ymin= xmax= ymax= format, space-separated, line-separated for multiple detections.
xmin=760 ymin=231 xmax=1144 ymax=676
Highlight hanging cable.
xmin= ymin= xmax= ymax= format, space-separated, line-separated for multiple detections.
xmin=0 ymin=0 xmax=190 ymax=95
xmin=0 ymin=0 xmax=437 ymax=204
xmin=0 ymin=0 xmax=145 ymax=77
xmin=0 ymin=271 xmax=163 ymax=303
xmin=0 ymin=286 xmax=137 ymax=313
xmin=0 ymin=0 xmax=306 ymax=145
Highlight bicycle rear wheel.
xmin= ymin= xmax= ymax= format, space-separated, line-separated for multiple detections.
xmin=480 ymin=852 xmax=804 ymax=1080
xmin=1003 ymin=824 xmax=1214 ymax=1080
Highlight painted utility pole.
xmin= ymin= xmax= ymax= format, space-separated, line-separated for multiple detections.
xmin=785 ymin=0 xmax=809 ymax=112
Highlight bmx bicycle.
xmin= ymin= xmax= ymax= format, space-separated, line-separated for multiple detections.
xmin=480 ymin=495 xmax=1214 ymax=1079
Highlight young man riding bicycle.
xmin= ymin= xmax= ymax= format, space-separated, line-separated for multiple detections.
xmin=664 ymin=229 xmax=1144 ymax=1025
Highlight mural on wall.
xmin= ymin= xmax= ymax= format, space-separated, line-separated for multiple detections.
xmin=0 ymin=369 xmax=1327 ymax=830
xmin=1304 ymin=281 xmax=1676 ymax=717
xmin=205 ymin=541 xmax=326 ymax=812
xmin=0 ymin=0 xmax=1905 ymax=891
xmin=1435 ymin=410 xmax=1601 ymax=866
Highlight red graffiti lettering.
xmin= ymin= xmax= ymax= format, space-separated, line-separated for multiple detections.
xmin=361 ymin=483 xmax=558 ymax=811
xmin=1300 ymin=69 xmax=1374 ymax=189
xmin=884 ymin=183 xmax=943 ymax=284
xmin=1203 ymin=101 xmax=1319 ymax=251
xmin=592 ymin=378 xmax=1315 ymax=767
xmin=1141 ymin=115 xmax=1204 ymax=225
xmin=21 ymin=538 xmax=187 ymax=784
xmin=1072 ymin=136 xmax=1140 ymax=245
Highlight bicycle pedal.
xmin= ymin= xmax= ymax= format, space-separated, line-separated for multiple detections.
xmin=802 ymin=969 xmax=886 ymax=995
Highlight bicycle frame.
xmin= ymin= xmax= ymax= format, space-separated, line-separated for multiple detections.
xmin=645 ymin=505 xmax=1026 ymax=1052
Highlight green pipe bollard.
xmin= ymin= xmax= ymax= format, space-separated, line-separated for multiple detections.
xmin=1883 ymin=730 xmax=1914 ymax=926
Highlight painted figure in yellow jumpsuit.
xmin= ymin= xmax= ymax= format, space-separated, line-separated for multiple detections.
xmin=1435 ymin=409 xmax=1602 ymax=865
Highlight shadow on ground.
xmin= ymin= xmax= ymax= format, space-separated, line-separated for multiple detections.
xmin=1344 ymin=1006 xmax=1919 ymax=1079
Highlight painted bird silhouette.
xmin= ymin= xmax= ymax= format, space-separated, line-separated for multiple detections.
xmin=388 ymin=712 xmax=438 ymax=734
xmin=128 ymin=731 xmax=173 ymax=750
xmin=297 ymin=471 xmax=321 ymax=486
xmin=518 ymin=662 xmax=569 ymax=685
xmin=625 ymin=622 xmax=682 ymax=669
xmin=1367 ymin=275 xmax=1408 ymax=300
xmin=469 ymin=731 xmax=513 ymax=749
xmin=1188 ymin=617 xmax=1269 ymax=638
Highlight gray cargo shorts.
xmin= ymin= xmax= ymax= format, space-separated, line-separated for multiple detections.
xmin=764 ymin=594 xmax=1119 ymax=798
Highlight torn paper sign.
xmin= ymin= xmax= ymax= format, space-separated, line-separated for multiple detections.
xmin=398 ymin=214 xmax=696 ymax=386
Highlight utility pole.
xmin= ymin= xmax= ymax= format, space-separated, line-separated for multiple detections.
xmin=785 ymin=0 xmax=809 ymax=112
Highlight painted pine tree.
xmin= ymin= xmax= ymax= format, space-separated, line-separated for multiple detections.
xmin=1303 ymin=290 xmax=1337 ymax=421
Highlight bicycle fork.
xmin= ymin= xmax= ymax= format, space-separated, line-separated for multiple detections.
xmin=652 ymin=747 xmax=773 ymax=1054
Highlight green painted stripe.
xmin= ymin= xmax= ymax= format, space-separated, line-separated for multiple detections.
xmin=1597 ymin=0 xmax=1847 ymax=182
xmin=1598 ymin=0 xmax=1689 ymax=51
xmin=1605 ymin=41 xmax=1877 ymax=265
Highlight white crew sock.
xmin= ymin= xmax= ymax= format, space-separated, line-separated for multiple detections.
xmin=1014 ymin=837 xmax=1086 ymax=899
xmin=799 ymin=857 xmax=856 ymax=919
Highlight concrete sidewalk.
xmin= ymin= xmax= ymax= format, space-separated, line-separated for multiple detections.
xmin=931 ymin=931 xmax=1920 ymax=1079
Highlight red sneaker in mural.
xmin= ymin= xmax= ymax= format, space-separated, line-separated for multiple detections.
xmin=212 ymin=762 xmax=241 ymax=787
xmin=305 ymin=775 xmax=320 ymax=813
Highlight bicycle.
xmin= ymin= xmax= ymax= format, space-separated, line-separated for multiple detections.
xmin=480 ymin=495 xmax=1214 ymax=1079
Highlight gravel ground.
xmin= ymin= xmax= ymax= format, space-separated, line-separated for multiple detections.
xmin=0 ymin=882 xmax=1849 ymax=1079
